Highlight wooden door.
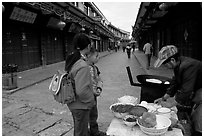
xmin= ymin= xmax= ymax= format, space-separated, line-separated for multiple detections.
xmin=2 ymin=21 xmax=41 ymax=72
xmin=43 ymin=29 xmax=64 ymax=65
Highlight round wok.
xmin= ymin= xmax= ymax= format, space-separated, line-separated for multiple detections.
xmin=137 ymin=75 xmax=171 ymax=102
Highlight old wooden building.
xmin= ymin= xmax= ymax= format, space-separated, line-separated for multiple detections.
xmin=2 ymin=2 xmax=129 ymax=72
xmin=132 ymin=2 xmax=202 ymax=61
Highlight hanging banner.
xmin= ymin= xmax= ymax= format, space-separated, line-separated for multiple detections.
xmin=10 ymin=7 xmax=37 ymax=24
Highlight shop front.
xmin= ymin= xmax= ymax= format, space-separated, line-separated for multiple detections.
xmin=2 ymin=3 xmax=69 ymax=71
xmin=2 ymin=3 xmax=42 ymax=71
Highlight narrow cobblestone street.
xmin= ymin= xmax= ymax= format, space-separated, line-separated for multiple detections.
xmin=2 ymin=2 xmax=201 ymax=136
xmin=2 ymin=50 xmax=151 ymax=136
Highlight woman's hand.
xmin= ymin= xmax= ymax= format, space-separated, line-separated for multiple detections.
xmin=155 ymin=96 xmax=177 ymax=108
xmin=154 ymin=94 xmax=170 ymax=104
xmin=154 ymin=97 xmax=163 ymax=104
xmin=161 ymin=101 xmax=174 ymax=108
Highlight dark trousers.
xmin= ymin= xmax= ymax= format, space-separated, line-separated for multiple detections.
xmin=127 ymin=51 xmax=131 ymax=58
xmin=89 ymin=103 xmax=99 ymax=134
xmin=176 ymin=105 xmax=193 ymax=136
xmin=70 ymin=109 xmax=90 ymax=136
xmin=145 ymin=54 xmax=151 ymax=68
xmin=122 ymin=47 xmax=126 ymax=52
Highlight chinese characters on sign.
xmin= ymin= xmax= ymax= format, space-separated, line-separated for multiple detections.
xmin=10 ymin=7 xmax=37 ymax=24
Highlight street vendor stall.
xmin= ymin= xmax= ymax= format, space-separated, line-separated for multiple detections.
xmin=106 ymin=67 xmax=184 ymax=136
xmin=107 ymin=102 xmax=183 ymax=136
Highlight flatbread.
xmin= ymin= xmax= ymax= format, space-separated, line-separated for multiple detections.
xmin=146 ymin=79 xmax=162 ymax=84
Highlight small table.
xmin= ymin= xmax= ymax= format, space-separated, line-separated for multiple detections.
xmin=106 ymin=104 xmax=183 ymax=136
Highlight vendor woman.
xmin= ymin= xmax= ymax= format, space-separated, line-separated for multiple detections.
xmin=153 ymin=45 xmax=202 ymax=136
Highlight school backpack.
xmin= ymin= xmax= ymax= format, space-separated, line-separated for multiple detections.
xmin=49 ymin=70 xmax=75 ymax=104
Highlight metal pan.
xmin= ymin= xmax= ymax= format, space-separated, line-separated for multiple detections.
xmin=126 ymin=66 xmax=171 ymax=87
xmin=126 ymin=66 xmax=172 ymax=103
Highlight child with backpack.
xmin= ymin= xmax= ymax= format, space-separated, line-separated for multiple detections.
xmin=64 ymin=33 xmax=95 ymax=136
xmin=86 ymin=47 xmax=106 ymax=136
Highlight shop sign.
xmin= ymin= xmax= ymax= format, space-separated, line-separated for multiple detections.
xmin=10 ymin=7 xmax=37 ymax=24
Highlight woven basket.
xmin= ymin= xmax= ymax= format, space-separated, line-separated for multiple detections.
xmin=137 ymin=115 xmax=171 ymax=136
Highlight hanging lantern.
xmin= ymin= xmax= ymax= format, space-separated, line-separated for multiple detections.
xmin=159 ymin=3 xmax=168 ymax=11
xmin=81 ymin=27 xmax=85 ymax=32
xmin=2 ymin=4 xmax=5 ymax=12
xmin=58 ymin=20 xmax=66 ymax=30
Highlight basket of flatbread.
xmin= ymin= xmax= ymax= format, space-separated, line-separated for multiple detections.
xmin=137 ymin=112 xmax=171 ymax=136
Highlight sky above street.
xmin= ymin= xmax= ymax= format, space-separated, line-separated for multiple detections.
xmin=94 ymin=2 xmax=141 ymax=34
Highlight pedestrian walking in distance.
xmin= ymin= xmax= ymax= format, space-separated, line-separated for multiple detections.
xmin=132 ymin=43 xmax=136 ymax=52
xmin=143 ymin=42 xmax=153 ymax=70
xmin=126 ymin=45 xmax=132 ymax=59
xmin=122 ymin=46 xmax=126 ymax=52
